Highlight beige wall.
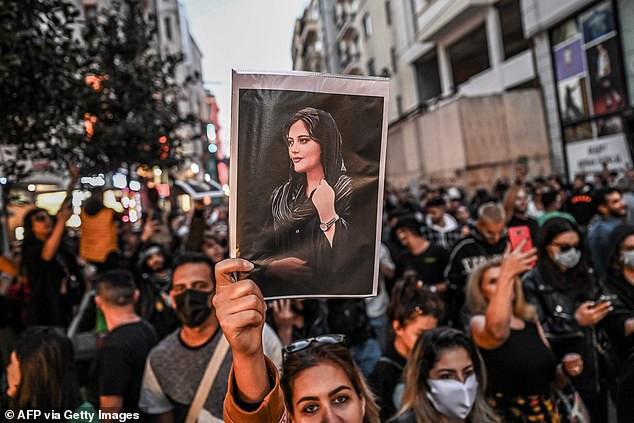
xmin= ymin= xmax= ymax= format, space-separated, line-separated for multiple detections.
xmin=386 ymin=89 xmax=552 ymax=193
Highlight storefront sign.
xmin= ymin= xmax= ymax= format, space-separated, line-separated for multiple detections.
xmin=566 ymin=133 xmax=632 ymax=179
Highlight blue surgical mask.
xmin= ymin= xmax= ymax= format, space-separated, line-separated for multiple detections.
xmin=426 ymin=374 xmax=478 ymax=420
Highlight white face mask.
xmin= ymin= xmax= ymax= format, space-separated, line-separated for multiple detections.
xmin=553 ymin=248 xmax=581 ymax=269
xmin=623 ymin=250 xmax=634 ymax=269
xmin=426 ymin=374 xmax=478 ymax=420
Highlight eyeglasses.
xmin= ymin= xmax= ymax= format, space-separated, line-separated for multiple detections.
xmin=552 ymin=243 xmax=579 ymax=252
xmin=283 ymin=334 xmax=347 ymax=359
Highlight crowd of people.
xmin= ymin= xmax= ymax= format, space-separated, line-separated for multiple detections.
xmin=0 ymin=166 xmax=633 ymax=423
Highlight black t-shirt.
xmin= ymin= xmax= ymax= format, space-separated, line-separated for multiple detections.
xmin=508 ymin=215 xmax=540 ymax=247
xmin=91 ymin=320 xmax=158 ymax=412
xmin=396 ymin=243 xmax=449 ymax=286
xmin=566 ymin=191 xmax=596 ymax=226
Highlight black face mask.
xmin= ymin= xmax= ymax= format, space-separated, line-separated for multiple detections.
xmin=174 ymin=289 xmax=213 ymax=328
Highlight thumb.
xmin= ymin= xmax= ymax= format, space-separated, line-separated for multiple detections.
xmin=214 ymin=258 xmax=254 ymax=290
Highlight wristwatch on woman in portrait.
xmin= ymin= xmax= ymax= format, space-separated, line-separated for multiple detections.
xmin=320 ymin=214 xmax=340 ymax=232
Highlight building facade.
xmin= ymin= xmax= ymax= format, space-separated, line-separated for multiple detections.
xmin=292 ymin=0 xmax=553 ymax=191
xmin=521 ymin=0 xmax=634 ymax=180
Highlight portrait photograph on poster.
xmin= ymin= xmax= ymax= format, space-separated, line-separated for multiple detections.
xmin=229 ymin=71 xmax=389 ymax=299
xmin=586 ymin=37 xmax=626 ymax=115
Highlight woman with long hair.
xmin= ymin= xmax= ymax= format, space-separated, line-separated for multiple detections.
xmin=467 ymin=248 xmax=581 ymax=422
xmin=6 ymin=328 xmax=95 ymax=421
xmin=214 ymin=258 xmax=379 ymax=423
xmin=391 ymin=327 xmax=501 ymax=423
xmin=281 ymin=335 xmax=380 ymax=423
xmin=261 ymin=108 xmax=353 ymax=291
xmin=369 ymin=277 xmax=443 ymax=421
xmin=523 ymin=217 xmax=612 ymax=422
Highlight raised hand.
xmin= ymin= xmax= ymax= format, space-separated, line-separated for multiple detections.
xmin=310 ymin=178 xmax=336 ymax=223
xmin=213 ymin=258 xmax=266 ymax=358
xmin=499 ymin=240 xmax=537 ymax=279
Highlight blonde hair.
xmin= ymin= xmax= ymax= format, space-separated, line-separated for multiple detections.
xmin=466 ymin=258 xmax=537 ymax=322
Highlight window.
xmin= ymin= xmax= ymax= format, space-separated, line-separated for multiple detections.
xmin=414 ymin=52 xmax=441 ymax=102
xmin=390 ymin=47 xmax=398 ymax=73
xmin=385 ymin=1 xmax=392 ymax=26
xmin=363 ymin=13 xmax=373 ymax=39
xmin=497 ymin=0 xmax=529 ymax=59
xmin=448 ymin=24 xmax=490 ymax=86
xmin=367 ymin=58 xmax=376 ymax=76
xmin=164 ymin=16 xmax=173 ymax=41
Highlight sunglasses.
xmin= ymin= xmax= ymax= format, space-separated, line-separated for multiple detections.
xmin=553 ymin=243 xmax=579 ymax=252
xmin=283 ymin=334 xmax=347 ymax=359
xmin=33 ymin=214 xmax=49 ymax=222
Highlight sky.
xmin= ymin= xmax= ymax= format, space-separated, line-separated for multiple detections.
xmin=184 ymin=0 xmax=309 ymax=143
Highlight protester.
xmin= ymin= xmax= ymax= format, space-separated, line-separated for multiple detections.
xmin=565 ymin=174 xmax=595 ymax=228
xmin=421 ymin=196 xmax=462 ymax=250
xmin=90 ymin=269 xmax=157 ymax=419
xmin=467 ymin=250 xmax=582 ymax=422
xmin=369 ymin=278 xmax=442 ymax=421
xmin=327 ymin=298 xmax=381 ymax=376
xmin=138 ymin=253 xmax=231 ymax=421
xmin=133 ymin=242 xmax=178 ymax=340
xmin=213 ymin=258 xmax=380 ymax=423
xmin=445 ymin=202 xmax=507 ymax=328
xmin=390 ymin=327 xmax=501 ymax=423
xmin=503 ymin=186 xmax=540 ymax=246
xmin=602 ymin=224 xmax=634 ymax=363
xmin=138 ymin=253 xmax=282 ymax=422
xmin=587 ymin=187 xmax=626 ymax=281
xmin=79 ymin=188 xmax=120 ymax=273
xmin=268 ymin=299 xmax=329 ymax=346
xmin=6 ymin=327 xmax=96 ymax=422
xmin=21 ymin=205 xmax=84 ymax=327
xmin=537 ymin=189 xmax=575 ymax=226
xmin=523 ymin=217 xmax=612 ymax=422
xmin=394 ymin=215 xmax=449 ymax=293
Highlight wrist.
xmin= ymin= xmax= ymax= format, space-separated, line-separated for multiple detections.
xmin=319 ymin=210 xmax=337 ymax=223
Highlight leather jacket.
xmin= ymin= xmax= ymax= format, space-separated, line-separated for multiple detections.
xmin=522 ymin=268 xmax=604 ymax=397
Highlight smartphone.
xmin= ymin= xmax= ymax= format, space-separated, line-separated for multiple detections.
xmin=597 ymin=294 xmax=618 ymax=304
xmin=508 ymin=226 xmax=533 ymax=252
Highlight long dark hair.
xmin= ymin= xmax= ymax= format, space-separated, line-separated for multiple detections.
xmin=282 ymin=107 xmax=346 ymax=189
xmin=398 ymin=327 xmax=500 ymax=423
xmin=22 ymin=207 xmax=49 ymax=242
xmin=537 ymin=217 xmax=593 ymax=292
xmin=281 ymin=342 xmax=380 ymax=423
xmin=9 ymin=328 xmax=82 ymax=411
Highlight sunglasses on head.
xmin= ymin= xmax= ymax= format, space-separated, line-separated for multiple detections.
xmin=283 ymin=334 xmax=347 ymax=360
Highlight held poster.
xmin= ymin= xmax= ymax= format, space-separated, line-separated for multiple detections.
xmin=229 ymin=71 xmax=389 ymax=299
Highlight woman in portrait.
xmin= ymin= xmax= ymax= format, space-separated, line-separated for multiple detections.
xmin=261 ymin=107 xmax=353 ymax=292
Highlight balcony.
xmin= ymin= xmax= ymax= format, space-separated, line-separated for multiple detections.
xmin=416 ymin=0 xmax=496 ymax=42
xmin=301 ymin=18 xmax=320 ymax=46
xmin=341 ymin=52 xmax=362 ymax=75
